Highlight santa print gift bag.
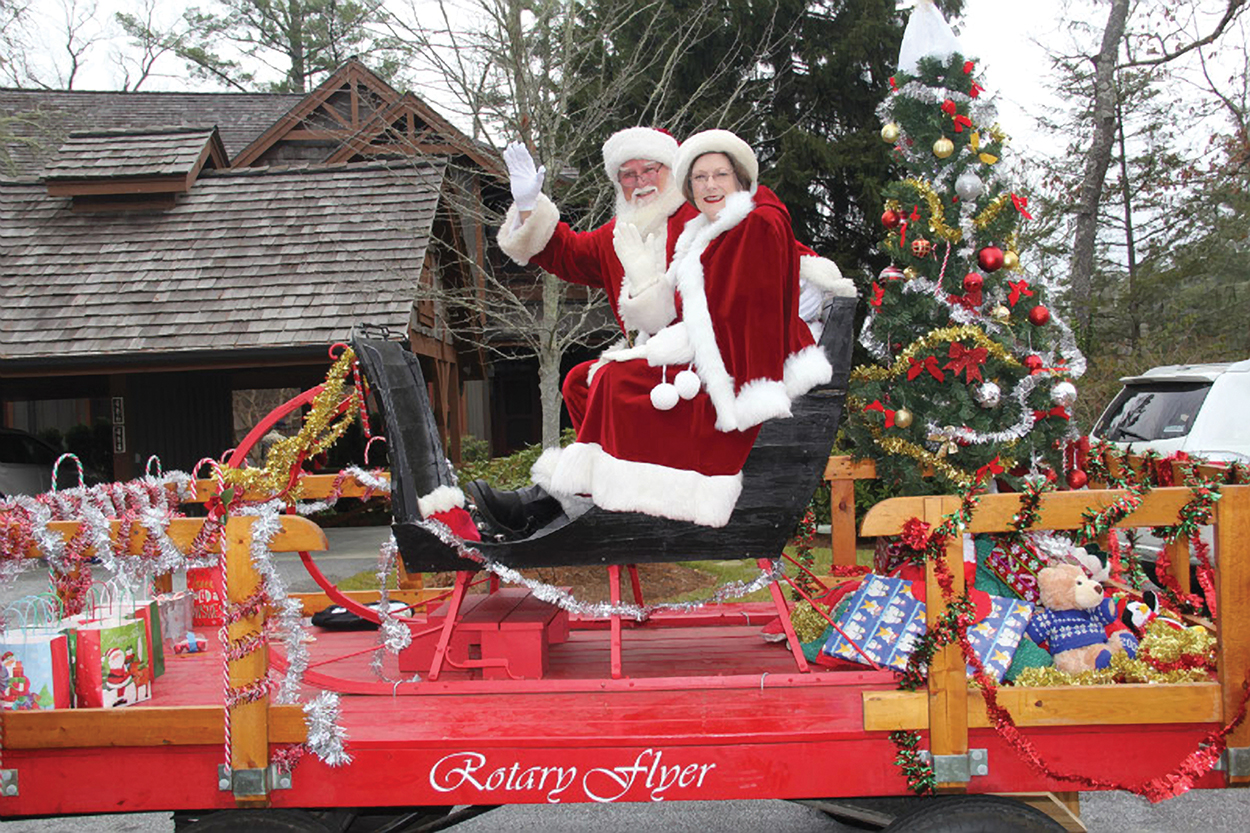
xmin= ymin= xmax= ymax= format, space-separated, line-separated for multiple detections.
xmin=73 ymin=584 xmax=154 ymax=708
xmin=0 ymin=602 xmax=73 ymax=711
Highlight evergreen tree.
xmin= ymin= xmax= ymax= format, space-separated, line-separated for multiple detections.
xmin=844 ymin=41 xmax=1085 ymax=495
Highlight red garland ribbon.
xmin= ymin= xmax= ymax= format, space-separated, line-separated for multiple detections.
xmin=944 ymin=342 xmax=988 ymax=382
xmin=901 ymin=517 xmax=932 ymax=551
xmin=1011 ymin=192 xmax=1034 ymax=220
xmin=907 ymin=355 xmax=946 ymax=382
xmin=865 ymin=399 xmax=896 ymax=428
xmin=1007 ymin=278 xmax=1034 ymax=307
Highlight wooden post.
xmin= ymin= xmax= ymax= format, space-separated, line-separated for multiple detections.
xmin=225 ymin=516 xmax=269 ymax=805
xmin=1165 ymin=536 xmax=1192 ymax=596
xmin=924 ymin=495 xmax=969 ymax=792
xmin=1216 ymin=485 xmax=1250 ymax=785
xmin=825 ymin=456 xmax=874 ymax=568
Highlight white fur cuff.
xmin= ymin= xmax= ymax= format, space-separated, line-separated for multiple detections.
xmin=784 ymin=344 xmax=834 ymax=399
xmin=644 ymin=322 xmax=695 ymax=365
xmin=496 ymin=193 xmax=560 ymax=266
xmin=620 ymin=281 xmax=677 ymax=336
xmin=418 ymin=485 xmax=465 ymax=518
xmin=734 ymin=378 xmax=792 ymax=429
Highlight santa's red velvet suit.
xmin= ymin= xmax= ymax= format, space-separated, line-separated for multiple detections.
xmin=530 ymin=187 xmax=832 ymax=527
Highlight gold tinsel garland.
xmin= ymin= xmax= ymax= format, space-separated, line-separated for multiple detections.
xmin=870 ymin=428 xmax=973 ymax=488
xmin=851 ymin=326 xmax=1022 ymax=384
xmin=1013 ymin=621 xmax=1217 ymax=687
xmin=972 ymin=193 xmax=1012 ymax=231
xmin=791 ymin=600 xmax=829 ymax=643
xmin=222 ymin=348 xmax=359 ymax=500
xmin=902 ymin=178 xmax=961 ymax=243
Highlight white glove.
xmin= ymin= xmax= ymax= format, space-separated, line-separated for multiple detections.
xmin=613 ymin=222 xmax=664 ymax=294
xmin=504 ymin=141 xmax=546 ymax=211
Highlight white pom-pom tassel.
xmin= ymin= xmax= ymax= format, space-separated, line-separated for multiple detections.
xmin=674 ymin=368 xmax=700 ymax=400
xmin=651 ymin=383 xmax=679 ymax=410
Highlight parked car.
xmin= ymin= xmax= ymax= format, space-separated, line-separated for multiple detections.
xmin=1090 ymin=359 xmax=1250 ymax=464
xmin=0 ymin=426 xmax=101 ymax=499
xmin=1089 ymin=359 xmax=1250 ymax=588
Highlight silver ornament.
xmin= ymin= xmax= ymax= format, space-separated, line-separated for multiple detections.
xmin=1051 ymin=381 xmax=1078 ymax=408
xmin=973 ymin=381 xmax=1001 ymax=408
xmin=955 ymin=171 xmax=984 ymax=201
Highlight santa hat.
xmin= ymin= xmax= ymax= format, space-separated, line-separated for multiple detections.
xmin=673 ymin=129 xmax=759 ymax=195
xmin=601 ymin=127 xmax=679 ymax=181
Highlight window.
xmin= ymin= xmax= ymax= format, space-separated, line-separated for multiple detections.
xmin=1093 ymin=382 xmax=1211 ymax=442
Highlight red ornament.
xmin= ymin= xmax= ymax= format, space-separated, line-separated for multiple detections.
xmin=1024 ymin=354 xmax=1044 ymax=372
xmin=1028 ymin=305 xmax=1051 ymax=326
xmin=882 ymin=209 xmax=901 ymax=229
xmin=962 ymin=272 xmax=983 ymax=293
xmin=978 ymin=246 xmax=1005 ymax=272
xmin=879 ymin=265 xmax=905 ymax=282
xmin=911 ymin=237 xmax=932 ymax=258
xmin=1067 ymin=469 xmax=1089 ymax=490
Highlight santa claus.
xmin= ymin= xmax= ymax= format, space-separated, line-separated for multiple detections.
xmin=471 ymin=128 xmax=853 ymax=538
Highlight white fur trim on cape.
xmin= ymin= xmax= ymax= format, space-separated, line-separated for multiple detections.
xmin=602 ymin=127 xmax=679 ymax=180
xmin=536 ymin=443 xmax=743 ymax=528
xmin=674 ymin=129 xmax=759 ymax=193
xmin=417 ymin=485 xmax=465 ymax=518
xmin=496 ymin=192 xmax=559 ymax=266
xmin=783 ymin=344 xmax=833 ymax=399
xmin=800 ymin=254 xmax=856 ymax=297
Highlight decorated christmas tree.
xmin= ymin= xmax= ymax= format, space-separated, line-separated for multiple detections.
xmin=845 ymin=2 xmax=1085 ymax=495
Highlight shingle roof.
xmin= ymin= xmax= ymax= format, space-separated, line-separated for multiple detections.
xmin=0 ymin=160 xmax=444 ymax=363
xmin=44 ymin=127 xmax=223 ymax=182
xmin=0 ymin=89 xmax=304 ymax=177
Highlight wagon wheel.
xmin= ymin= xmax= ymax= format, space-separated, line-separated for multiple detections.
xmin=883 ymin=795 xmax=1066 ymax=832
xmin=172 ymin=808 xmax=342 ymax=832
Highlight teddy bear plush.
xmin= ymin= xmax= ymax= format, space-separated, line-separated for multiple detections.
xmin=1025 ymin=563 xmax=1138 ymax=674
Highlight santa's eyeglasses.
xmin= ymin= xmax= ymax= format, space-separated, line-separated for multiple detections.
xmin=617 ymin=163 xmax=664 ymax=186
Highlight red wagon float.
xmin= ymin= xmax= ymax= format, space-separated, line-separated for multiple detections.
xmin=1 ymin=298 xmax=1248 ymax=832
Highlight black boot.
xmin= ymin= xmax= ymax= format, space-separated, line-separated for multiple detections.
xmin=464 ymin=480 xmax=563 ymax=541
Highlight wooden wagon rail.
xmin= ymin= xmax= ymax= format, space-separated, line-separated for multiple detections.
xmin=857 ymin=483 xmax=1250 ymax=791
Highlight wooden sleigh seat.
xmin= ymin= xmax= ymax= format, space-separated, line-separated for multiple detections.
xmin=353 ymin=295 xmax=856 ymax=679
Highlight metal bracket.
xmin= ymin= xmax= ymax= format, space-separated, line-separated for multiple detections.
xmin=0 ymin=769 xmax=18 ymax=797
xmin=1215 ymin=746 xmax=1250 ymax=778
xmin=217 ymin=764 xmax=293 ymax=796
xmin=922 ymin=749 xmax=989 ymax=783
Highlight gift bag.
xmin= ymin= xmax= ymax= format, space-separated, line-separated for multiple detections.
xmin=131 ymin=599 xmax=165 ymax=679
xmin=0 ymin=602 xmax=73 ymax=710
xmin=156 ymin=591 xmax=195 ymax=646
xmin=73 ymin=584 xmax=154 ymax=708
xmin=186 ymin=567 xmax=224 ymax=627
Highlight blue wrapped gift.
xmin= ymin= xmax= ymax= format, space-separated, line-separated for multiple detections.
xmin=821 ymin=574 xmax=1033 ymax=681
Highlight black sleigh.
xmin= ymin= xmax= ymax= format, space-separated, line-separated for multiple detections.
xmin=352 ymin=295 xmax=856 ymax=676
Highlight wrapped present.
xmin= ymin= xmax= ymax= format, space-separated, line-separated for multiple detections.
xmin=821 ymin=574 xmax=1034 ymax=680
xmin=873 ymin=537 xmax=910 ymax=575
xmin=821 ymin=575 xmax=926 ymax=672
xmin=981 ymin=537 xmax=1047 ymax=604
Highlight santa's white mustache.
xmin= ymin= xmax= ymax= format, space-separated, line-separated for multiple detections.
xmin=630 ymin=185 xmax=658 ymax=199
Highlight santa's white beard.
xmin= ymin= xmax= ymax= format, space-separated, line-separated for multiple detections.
xmin=615 ymin=183 xmax=686 ymax=240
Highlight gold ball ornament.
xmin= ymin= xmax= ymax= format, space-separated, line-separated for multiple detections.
xmin=894 ymin=408 xmax=914 ymax=429
xmin=881 ymin=122 xmax=901 ymax=143
xmin=933 ymin=137 xmax=955 ymax=159
xmin=903 ymin=267 xmax=919 ymax=280
xmin=1003 ymin=250 xmax=1020 ymax=270
xmin=991 ymin=304 xmax=1011 ymax=324
xmin=911 ymin=237 xmax=932 ymax=258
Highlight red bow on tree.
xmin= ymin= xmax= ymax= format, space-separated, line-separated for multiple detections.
xmin=970 ymin=81 xmax=984 ymax=98
xmin=944 ymin=342 xmax=989 ymax=382
xmin=1008 ymin=278 xmax=1034 ymax=307
xmin=975 ymin=455 xmax=1005 ymax=483
xmin=907 ymin=355 xmax=946 ymax=382
xmin=941 ymin=99 xmax=957 ymax=115
xmin=1011 ymin=192 xmax=1034 ymax=220
xmin=963 ymin=61 xmax=976 ymax=74
xmin=953 ymin=115 xmax=973 ymax=133
xmin=901 ymin=517 xmax=932 ymax=550
xmin=865 ymin=399 xmax=896 ymax=428
xmin=870 ymin=281 xmax=885 ymax=308
xmin=1032 ymin=406 xmax=1070 ymax=422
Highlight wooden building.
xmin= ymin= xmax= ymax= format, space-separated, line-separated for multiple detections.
xmin=0 ymin=60 xmax=523 ymax=479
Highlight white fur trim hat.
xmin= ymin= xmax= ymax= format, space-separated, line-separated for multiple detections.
xmin=601 ymin=127 xmax=679 ymax=181
xmin=674 ymin=129 xmax=759 ymax=194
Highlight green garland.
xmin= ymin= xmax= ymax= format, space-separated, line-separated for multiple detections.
xmin=889 ymin=730 xmax=937 ymax=795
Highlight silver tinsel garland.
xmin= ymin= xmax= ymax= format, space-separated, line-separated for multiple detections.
xmin=417 ymin=519 xmax=784 ymax=623
xmin=303 ymin=691 xmax=352 ymax=767
xmin=369 ymin=534 xmax=421 ymax=684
